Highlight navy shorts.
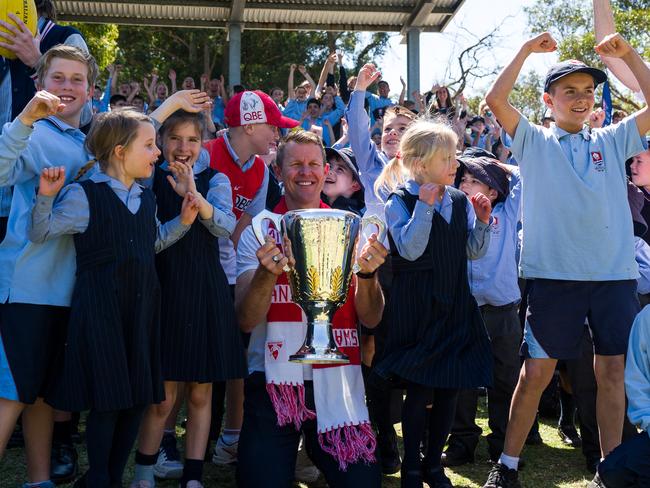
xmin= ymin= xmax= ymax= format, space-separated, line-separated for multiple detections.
xmin=521 ymin=279 xmax=639 ymax=360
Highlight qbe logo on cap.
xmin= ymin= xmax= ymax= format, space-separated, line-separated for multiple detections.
xmin=240 ymin=91 xmax=267 ymax=125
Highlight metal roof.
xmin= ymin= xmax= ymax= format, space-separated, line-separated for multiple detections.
xmin=53 ymin=0 xmax=466 ymax=33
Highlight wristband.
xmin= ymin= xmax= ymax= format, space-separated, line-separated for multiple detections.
xmin=356 ymin=270 xmax=376 ymax=279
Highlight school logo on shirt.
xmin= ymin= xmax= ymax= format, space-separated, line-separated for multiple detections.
xmin=591 ymin=151 xmax=605 ymax=172
xmin=333 ymin=329 xmax=359 ymax=348
xmin=267 ymin=341 xmax=283 ymax=360
xmin=234 ymin=194 xmax=252 ymax=212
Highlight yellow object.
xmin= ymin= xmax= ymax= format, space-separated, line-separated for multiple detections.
xmin=0 ymin=0 xmax=37 ymax=60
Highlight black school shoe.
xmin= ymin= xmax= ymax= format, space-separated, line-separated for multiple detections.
xmin=51 ymin=441 xmax=78 ymax=484
xmin=557 ymin=424 xmax=582 ymax=447
xmin=483 ymin=463 xmax=521 ymax=488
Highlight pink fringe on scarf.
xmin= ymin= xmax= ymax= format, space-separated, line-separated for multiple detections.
xmin=266 ymin=383 xmax=316 ymax=430
xmin=318 ymin=422 xmax=377 ymax=471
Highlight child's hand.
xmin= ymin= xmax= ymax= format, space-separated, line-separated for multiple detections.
xmin=168 ymin=69 xmax=176 ymax=81
xmin=180 ymin=191 xmax=201 ymax=225
xmin=38 ymin=166 xmax=66 ymax=197
xmin=589 ymin=108 xmax=606 ymax=129
xmin=595 ymin=33 xmax=632 ymax=59
xmin=355 ymin=64 xmax=381 ymax=91
xmin=471 ymin=192 xmax=492 ymax=224
xmin=418 ymin=183 xmax=440 ymax=206
xmin=524 ymin=32 xmax=557 ymax=54
xmin=18 ymin=91 xmax=65 ymax=127
xmin=167 ymin=161 xmax=197 ymax=197
xmin=357 ymin=233 xmax=388 ymax=276
xmin=169 ymin=89 xmax=212 ymax=113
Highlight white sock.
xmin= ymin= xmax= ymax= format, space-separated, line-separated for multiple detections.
xmin=499 ymin=453 xmax=519 ymax=471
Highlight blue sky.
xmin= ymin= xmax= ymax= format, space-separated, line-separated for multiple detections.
xmin=378 ymin=0 xmax=562 ymax=98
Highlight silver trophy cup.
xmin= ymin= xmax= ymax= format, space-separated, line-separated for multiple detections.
xmin=252 ymin=208 xmax=386 ymax=364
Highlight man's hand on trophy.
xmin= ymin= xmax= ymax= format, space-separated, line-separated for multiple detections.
xmin=357 ymin=233 xmax=388 ymax=275
xmin=257 ymin=236 xmax=290 ymax=276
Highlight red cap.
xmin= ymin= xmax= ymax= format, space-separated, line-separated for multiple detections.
xmin=224 ymin=90 xmax=299 ymax=129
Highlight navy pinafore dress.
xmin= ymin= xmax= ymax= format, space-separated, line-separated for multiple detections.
xmin=48 ymin=180 xmax=164 ymax=412
xmin=152 ymin=166 xmax=246 ymax=382
xmin=374 ymin=187 xmax=493 ymax=389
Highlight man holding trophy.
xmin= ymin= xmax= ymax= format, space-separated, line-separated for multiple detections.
xmin=234 ymin=130 xmax=387 ymax=487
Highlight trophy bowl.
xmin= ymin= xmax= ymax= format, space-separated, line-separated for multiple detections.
xmin=252 ymin=208 xmax=385 ymax=364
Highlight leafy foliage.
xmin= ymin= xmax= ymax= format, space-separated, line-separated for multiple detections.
xmin=66 ymin=24 xmax=389 ymax=92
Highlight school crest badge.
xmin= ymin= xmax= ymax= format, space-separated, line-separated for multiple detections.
xmin=591 ymin=151 xmax=605 ymax=172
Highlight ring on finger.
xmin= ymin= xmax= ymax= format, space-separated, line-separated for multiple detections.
xmin=365 ymin=254 xmax=373 ymax=261
xmin=272 ymin=255 xmax=281 ymax=263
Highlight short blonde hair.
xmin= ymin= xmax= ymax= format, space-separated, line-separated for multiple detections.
xmin=276 ymin=129 xmax=326 ymax=168
xmin=36 ymin=44 xmax=98 ymax=88
xmin=375 ymin=118 xmax=457 ymax=196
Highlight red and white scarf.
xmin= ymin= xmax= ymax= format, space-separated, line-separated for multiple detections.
xmin=263 ymin=198 xmax=376 ymax=470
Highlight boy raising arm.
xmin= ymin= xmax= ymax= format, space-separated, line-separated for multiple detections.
xmin=483 ymin=32 xmax=650 ymax=488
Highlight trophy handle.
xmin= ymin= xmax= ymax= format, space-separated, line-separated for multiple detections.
xmin=361 ymin=215 xmax=387 ymax=243
xmin=251 ymin=209 xmax=283 ymax=245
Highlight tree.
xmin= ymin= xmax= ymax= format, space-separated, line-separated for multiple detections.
xmin=524 ymin=0 xmax=649 ymax=111
xmin=62 ymin=22 xmax=119 ymax=72
xmin=509 ymin=72 xmax=545 ymax=124
xmin=71 ymin=23 xmax=390 ymax=92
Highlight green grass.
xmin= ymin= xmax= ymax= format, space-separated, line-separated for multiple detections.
xmin=1 ymin=403 xmax=595 ymax=487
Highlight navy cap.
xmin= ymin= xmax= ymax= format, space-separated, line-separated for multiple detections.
xmin=325 ymin=147 xmax=361 ymax=184
xmin=457 ymin=156 xmax=509 ymax=201
xmin=462 ymin=146 xmax=497 ymax=159
xmin=544 ymin=60 xmax=607 ymax=93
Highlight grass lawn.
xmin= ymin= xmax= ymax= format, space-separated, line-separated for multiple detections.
xmin=1 ymin=402 xmax=596 ymax=487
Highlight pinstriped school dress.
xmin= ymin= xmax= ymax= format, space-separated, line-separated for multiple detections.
xmin=47 ymin=180 xmax=164 ymax=412
xmin=152 ymin=166 xmax=246 ymax=382
xmin=374 ymin=187 xmax=493 ymax=389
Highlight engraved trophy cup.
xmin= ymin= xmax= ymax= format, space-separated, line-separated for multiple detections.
xmin=251 ymin=209 xmax=386 ymax=364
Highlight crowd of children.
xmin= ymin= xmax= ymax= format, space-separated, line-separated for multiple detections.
xmin=1 ymin=0 xmax=650 ymax=488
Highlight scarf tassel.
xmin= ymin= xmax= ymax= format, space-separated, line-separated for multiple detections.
xmin=266 ymin=382 xmax=316 ymax=430
xmin=318 ymin=422 xmax=377 ymax=471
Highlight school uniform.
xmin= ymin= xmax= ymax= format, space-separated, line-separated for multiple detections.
xmin=448 ymin=168 xmax=523 ymax=461
xmin=373 ymin=181 xmax=493 ymax=479
xmin=0 ymin=116 xmax=91 ymax=404
xmin=512 ymin=115 xmax=647 ymax=360
xmin=345 ymin=90 xmax=390 ymax=223
xmin=374 ymin=181 xmax=493 ymax=389
xmin=27 ymin=171 xmax=190 ymax=411
xmin=282 ymin=99 xmax=308 ymax=122
xmin=152 ymin=159 xmax=246 ymax=383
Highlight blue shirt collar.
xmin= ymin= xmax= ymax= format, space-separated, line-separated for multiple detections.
xmin=404 ymin=179 xmax=451 ymax=209
xmin=90 ymin=170 xmax=144 ymax=194
xmin=550 ymin=123 xmax=590 ymax=141
xmin=223 ymin=131 xmax=256 ymax=169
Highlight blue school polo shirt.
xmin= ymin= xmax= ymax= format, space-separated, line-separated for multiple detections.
xmin=511 ymin=115 xmax=647 ymax=281
xmin=0 ymin=117 xmax=91 ymax=307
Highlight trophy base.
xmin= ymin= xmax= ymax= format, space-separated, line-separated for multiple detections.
xmin=289 ymin=349 xmax=350 ymax=364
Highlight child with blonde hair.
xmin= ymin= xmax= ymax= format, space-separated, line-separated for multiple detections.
xmin=373 ymin=119 xmax=494 ymax=488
